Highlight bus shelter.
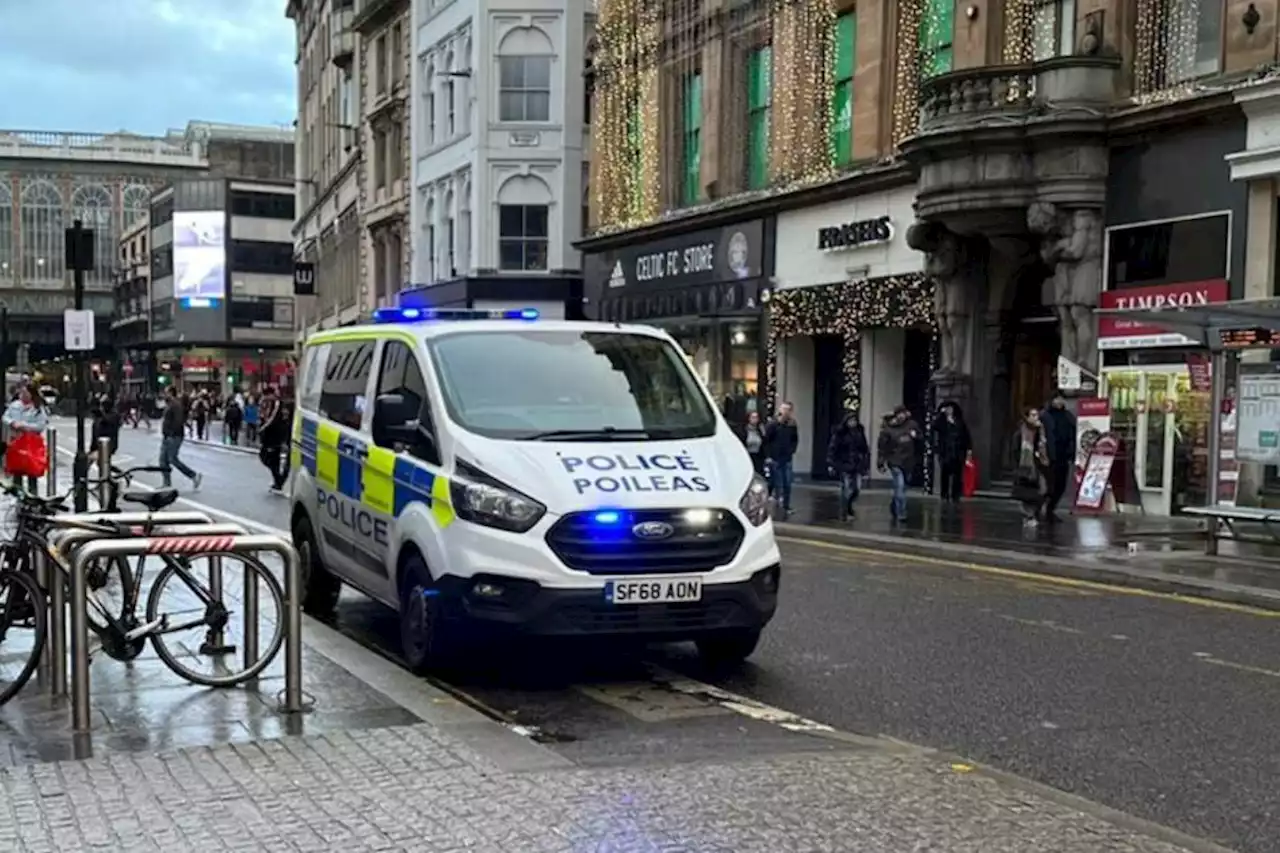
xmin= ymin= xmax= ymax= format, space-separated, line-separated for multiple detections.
xmin=1094 ymin=297 xmax=1280 ymax=516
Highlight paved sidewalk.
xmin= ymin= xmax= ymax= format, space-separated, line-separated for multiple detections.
xmin=0 ymin=723 xmax=1221 ymax=852
xmin=779 ymin=483 xmax=1280 ymax=611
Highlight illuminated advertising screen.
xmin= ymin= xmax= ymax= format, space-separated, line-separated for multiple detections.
xmin=173 ymin=210 xmax=226 ymax=304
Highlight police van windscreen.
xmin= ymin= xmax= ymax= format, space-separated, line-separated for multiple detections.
xmin=428 ymin=330 xmax=718 ymax=441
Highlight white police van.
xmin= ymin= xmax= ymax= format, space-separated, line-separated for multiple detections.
xmin=289 ymin=307 xmax=780 ymax=671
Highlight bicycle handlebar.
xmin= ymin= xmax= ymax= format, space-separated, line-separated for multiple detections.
xmin=3 ymin=464 xmax=170 ymax=512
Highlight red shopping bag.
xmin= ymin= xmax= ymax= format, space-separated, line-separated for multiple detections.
xmin=5 ymin=431 xmax=48 ymax=478
xmin=962 ymin=455 xmax=979 ymax=497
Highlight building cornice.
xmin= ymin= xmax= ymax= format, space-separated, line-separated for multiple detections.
xmin=576 ymin=162 xmax=915 ymax=252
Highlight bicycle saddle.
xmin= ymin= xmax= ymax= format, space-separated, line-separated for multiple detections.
xmin=123 ymin=488 xmax=180 ymax=511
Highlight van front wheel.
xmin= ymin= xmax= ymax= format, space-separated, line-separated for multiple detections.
xmin=292 ymin=515 xmax=341 ymax=616
xmin=398 ymin=554 xmax=454 ymax=674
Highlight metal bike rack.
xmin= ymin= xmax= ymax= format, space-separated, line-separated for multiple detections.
xmin=40 ymin=511 xmax=216 ymax=696
xmin=44 ymin=428 xmax=57 ymax=497
xmin=96 ymin=437 xmax=111 ymax=509
xmin=68 ymin=534 xmax=303 ymax=732
xmin=35 ymin=428 xmax=58 ymax=688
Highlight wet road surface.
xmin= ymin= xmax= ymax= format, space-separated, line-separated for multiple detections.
xmin=69 ymin=423 xmax=1280 ymax=852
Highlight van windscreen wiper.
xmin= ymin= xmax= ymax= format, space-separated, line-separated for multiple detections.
xmin=526 ymin=427 xmax=651 ymax=441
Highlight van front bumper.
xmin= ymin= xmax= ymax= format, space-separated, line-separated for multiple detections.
xmin=432 ymin=565 xmax=780 ymax=641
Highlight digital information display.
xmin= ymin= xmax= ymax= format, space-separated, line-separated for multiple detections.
xmin=173 ymin=210 xmax=226 ymax=306
xmin=1220 ymin=327 xmax=1280 ymax=349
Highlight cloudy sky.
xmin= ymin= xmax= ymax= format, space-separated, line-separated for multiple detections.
xmin=0 ymin=0 xmax=295 ymax=135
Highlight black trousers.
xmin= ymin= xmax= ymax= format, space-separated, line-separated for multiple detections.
xmin=260 ymin=442 xmax=288 ymax=489
xmin=1046 ymin=459 xmax=1072 ymax=513
xmin=939 ymin=459 xmax=964 ymax=501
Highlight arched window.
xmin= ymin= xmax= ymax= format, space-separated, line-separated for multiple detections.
xmin=424 ymin=195 xmax=436 ymax=283
xmin=497 ymin=27 xmax=553 ymax=122
xmin=443 ymin=189 xmax=455 ymax=277
xmin=458 ymin=176 xmax=472 ymax=275
xmin=423 ymin=59 xmax=436 ymax=145
xmin=20 ymin=179 xmax=65 ymax=283
xmin=496 ymin=174 xmax=550 ymax=271
xmin=0 ymin=182 xmax=12 ymax=282
xmin=123 ymin=184 xmax=151 ymax=228
xmin=463 ymin=35 xmax=474 ymax=132
xmin=445 ymin=48 xmax=456 ymax=137
xmin=71 ymin=183 xmax=117 ymax=288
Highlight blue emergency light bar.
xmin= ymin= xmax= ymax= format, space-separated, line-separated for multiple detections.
xmin=372 ymin=307 xmax=539 ymax=324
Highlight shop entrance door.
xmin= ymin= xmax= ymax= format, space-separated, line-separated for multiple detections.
xmin=1102 ymin=366 xmax=1211 ymax=515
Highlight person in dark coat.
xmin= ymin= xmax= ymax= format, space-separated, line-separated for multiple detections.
xmin=1010 ymin=407 xmax=1050 ymax=525
xmin=877 ymin=405 xmax=921 ymax=523
xmin=933 ymin=401 xmax=972 ymax=504
xmin=1040 ymin=389 xmax=1078 ymax=521
xmin=764 ymin=401 xmax=800 ymax=515
xmin=826 ymin=411 xmax=870 ymax=521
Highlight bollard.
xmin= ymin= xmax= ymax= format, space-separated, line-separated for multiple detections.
xmin=34 ymin=549 xmax=51 ymax=688
xmin=243 ymin=558 xmax=260 ymax=678
xmin=50 ymin=560 xmax=67 ymax=697
xmin=69 ymin=545 xmax=89 ymax=729
xmin=95 ymin=437 xmax=111 ymax=510
xmin=199 ymin=555 xmax=236 ymax=656
xmin=45 ymin=428 xmax=57 ymax=496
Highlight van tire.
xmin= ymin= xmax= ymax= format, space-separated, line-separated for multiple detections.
xmin=695 ymin=629 xmax=762 ymax=668
xmin=292 ymin=515 xmax=341 ymax=616
xmin=398 ymin=553 xmax=453 ymax=674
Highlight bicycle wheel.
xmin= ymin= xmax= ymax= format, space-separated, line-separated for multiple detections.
xmin=0 ymin=568 xmax=47 ymax=705
xmin=145 ymin=551 xmax=287 ymax=688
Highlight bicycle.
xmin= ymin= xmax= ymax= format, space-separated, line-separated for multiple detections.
xmin=0 ymin=467 xmax=287 ymax=693
xmin=0 ymin=560 xmax=45 ymax=705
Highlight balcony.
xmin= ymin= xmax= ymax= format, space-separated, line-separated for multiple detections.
xmin=918 ymin=66 xmax=1036 ymax=134
xmin=331 ymin=5 xmax=355 ymax=70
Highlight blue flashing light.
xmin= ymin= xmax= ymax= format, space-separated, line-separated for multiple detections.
xmin=372 ymin=307 xmax=540 ymax=324
xmin=591 ymin=511 xmax=621 ymax=525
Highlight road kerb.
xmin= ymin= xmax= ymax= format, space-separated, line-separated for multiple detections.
xmin=774 ymin=521 xmax=1280 ymax=615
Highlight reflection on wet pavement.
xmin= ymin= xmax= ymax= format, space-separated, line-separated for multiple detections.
xmin=0 ymin=551 xmax=419 ymax=767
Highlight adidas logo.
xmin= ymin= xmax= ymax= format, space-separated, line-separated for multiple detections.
xmin=608 ymin=261 xmax=626 ymax=289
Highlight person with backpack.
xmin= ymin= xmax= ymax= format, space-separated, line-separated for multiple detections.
xmin=258 ymin=385 xmax=290 ymax=494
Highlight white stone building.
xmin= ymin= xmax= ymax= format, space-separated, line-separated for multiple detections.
xmin=407 ymin=0 xmax=591 ymax=317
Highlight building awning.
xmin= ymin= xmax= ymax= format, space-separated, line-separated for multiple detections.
xmin=1095 ymin=298 xmax=1280 ymax=350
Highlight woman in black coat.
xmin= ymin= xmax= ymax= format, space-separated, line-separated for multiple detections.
xmin=826 ymin=411 xmax=871 ymax=521
xmin=933 ymin=401 xmax=972 ymax=503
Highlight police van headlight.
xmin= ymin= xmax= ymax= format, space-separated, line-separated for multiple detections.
xmin=739 ymin=474 xmax=770 ymax=527
xmin=451 ymin=462 xmax=546 ymax=533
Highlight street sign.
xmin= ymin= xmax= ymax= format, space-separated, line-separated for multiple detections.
xmin=63 ymin=309 xmax=95 ymax=351
xmin=293 ymin=261 xmax=315 ymax=296
xmin=1056 ymin=355 xmax=1082 ymax=391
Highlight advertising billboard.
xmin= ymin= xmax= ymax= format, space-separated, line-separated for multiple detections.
xmin=173 ymin=210 xmax=226 ymax=304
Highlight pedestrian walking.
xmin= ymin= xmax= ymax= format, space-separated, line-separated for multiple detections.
xmin=224 ymin=394 xmax=243 ymax=445
xmin=933 ymin=401 xmax=972 ymax=504
xmin=764 ymin=402 xmax=800 ymax=515
xmin=192 ymin=390 xmax=210 ymax=441
xmin=258 ymin=385 xmax=289 ymax=494
xmin=158 ymin=386 xmax=202 ymax=491
xmin=244 ymin=395 xmax=260 ymax=445
xmin=2 ymin=384 xmax=49 ymax=494
xmin=1040 ymin=390 xmax=1077 ymax=522
xmin=1010 ymin=407 xmax=1050 ymax=526
xmin=877 ymin=405 xmax=920 ymax=523
xmin=741 ymin=411 xmax=767 ymax=476
xmin=826 ymin=411 xmax=870 ymax=521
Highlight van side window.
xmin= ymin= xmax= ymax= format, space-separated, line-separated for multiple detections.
xmin=319 ymin=340 xmax=375 ymax=430
xmin=299 ymin=343 xmax=330 ymax=413
xmin=376 ymin=340 xmax=438 ymax=463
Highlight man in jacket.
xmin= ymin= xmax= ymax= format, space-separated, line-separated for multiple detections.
xmin=1040 ymin=390 xmax=1077 ymax=522
xmin=764 ymin=401 xmax=800 ymax=515
xmin=259 ymin=385 xmax=290 ymax=494
xmin=877 ymin=405 xmax=920 ymax=523
xmin=159 ymin=385 xmax=202 ymax=491
xmin=826 ymin=411 xmax=870 ymax=521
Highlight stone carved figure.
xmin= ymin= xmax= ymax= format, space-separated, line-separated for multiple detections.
xmin=1027 ymin=202 xmax=1104 ymax=366
xmin=907 ymin=221 xmax=974 ymax=377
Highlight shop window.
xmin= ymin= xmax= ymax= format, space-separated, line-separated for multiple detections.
xmin=682 ymin=72 xmax=702 ymax=206
xmin=746 ymin=46 xmax=772 ymax=191
xmin=918 ymin=0 xmax=953 ymax=79
xmin=1106 ymin=214 xmax=1228 ymax=290
xmin=831 ymin=12 xmax=856 ymax=166
xmin=498 ymin=204 xmax=549 ymax=271
xmin=1032 ymin=0 xmax=1076 ymax=60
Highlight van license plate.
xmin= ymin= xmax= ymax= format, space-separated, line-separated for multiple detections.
xmin=604 ymin=578 xmax=703 ymax=604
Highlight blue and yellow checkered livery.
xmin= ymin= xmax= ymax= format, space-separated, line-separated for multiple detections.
xmin=293 ymin=413 xmax=456 ymax=528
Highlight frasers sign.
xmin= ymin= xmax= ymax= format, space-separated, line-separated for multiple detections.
xmin=558 ymin=452 xmax=711 ymax=495
xmin=1098 ymin=279 xmax=1228 ymax=349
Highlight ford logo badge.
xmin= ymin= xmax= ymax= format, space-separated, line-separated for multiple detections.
xmin=632 ymin=521 xmax=675 ymax=540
